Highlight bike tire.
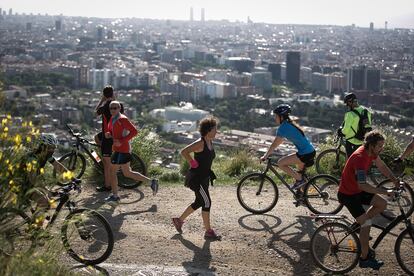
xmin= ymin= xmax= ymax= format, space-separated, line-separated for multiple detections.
xmin=236 ymin=173 xmax=279 ymax=214
xmin=395 ymin=227 xmax=414 ymax=276
xmin=303 ymin=174 xmax=343 ymax=214
xmin=315 ymin=149 xmax=346 ymax=179
xmin=117 ymin=153 xmax=147 ymax=189
xmin=0 ymin=207 xmax=33 ymax=256
xmin=58 ymin=152 xmax=86 ymax=181
xmin=310 ymin=222 xmax=361 ymax=274
xmin=61 ymin=208 xmax=114 ymax=265
xmin=377 ymin=179 xmax=414 ymax=220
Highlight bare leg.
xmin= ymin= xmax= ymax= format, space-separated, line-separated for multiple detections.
xmin=103 ymin=156 xmax=111 ymax=188
xmin=110 ymin=164 xmax=120 ymax=196
xmin=179 ymin=206 xmax=195 ymax=221
xmin=202 ymin=211 xmax=211 ymax=231
xmin=277 ymin=153 xmax=304 ymax=181
xmin=120 ymin=163 xmax=151 ymax=182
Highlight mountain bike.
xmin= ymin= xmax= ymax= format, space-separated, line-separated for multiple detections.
xmin=310 ymin=183 xmax=414 ymax=275
xmin=315 ymin=130 xmax=395 ymax=184
xmin=236 ymin=157 xmax=343 ymax=215
xmin=0 ymin=179 xmax=114 ymax=265
xmin=58 ymin=124 xmax=146 ymax=188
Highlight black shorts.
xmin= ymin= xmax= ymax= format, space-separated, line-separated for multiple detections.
xmin=111 ymin=152 xmax=132 ymax=164
xmin=296 ymin=150 xmax=316 ymax=167
xmin=338 ymin=191 xmax=375 ymax=219
xmin=97 ymin=132 xmax=113 ymax=157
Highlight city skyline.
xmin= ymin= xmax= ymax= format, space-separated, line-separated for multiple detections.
xmin=1 ymin=0 xmax=414 ymax=29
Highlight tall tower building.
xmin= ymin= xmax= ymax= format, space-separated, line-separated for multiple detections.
xmin=201 ymin=8 xmax=205 ymax=22
xmin=55 ymin=19 xmax=62 ymax=31
xmin=26 ymin=22 xmax=32 ymax=31
xmin=190 ymin=7 xmax=194 ymax=21
xmin=385 ymin=21 xmax=388 ymax=30
xmin=286 ymin=51 xmax=300 ymax=86
xmin=8 ymin=8 xmax=12 ymax=16
xmin=369 ymin=22 xmax=374 ymax=31
xmin=97 ymin=26 xmax=104 ymax=41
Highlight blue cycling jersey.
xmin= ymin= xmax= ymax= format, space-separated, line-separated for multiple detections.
xmin=276 ymin=121 xmax=315 ymax=155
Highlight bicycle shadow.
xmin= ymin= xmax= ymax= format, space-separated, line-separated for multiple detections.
xmin=78 ymin=187 xmax=145 ymax=206
xmin=260 ymin=215 xmax=319 ymax=275
xmin=171 ymin=234 xmax=216 ymax=275
xmin=237 ymin=213 xmax=282 ymax=232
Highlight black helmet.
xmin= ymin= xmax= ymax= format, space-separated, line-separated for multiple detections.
xmin=343 ymin=92 xmax=357 ymax=103
xmin=273 ymin=104 xmax=291 ymax=116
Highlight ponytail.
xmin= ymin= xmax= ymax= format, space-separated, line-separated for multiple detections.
xmin=285 ymin=116 xmax=305 ymax=136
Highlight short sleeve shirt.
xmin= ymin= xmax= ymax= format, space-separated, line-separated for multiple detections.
xmin=339 ymin=146 xmax=377 ymax=195
xmin=276 ymin=121 xmax=315 ymax=155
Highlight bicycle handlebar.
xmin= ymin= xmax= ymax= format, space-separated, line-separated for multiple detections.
xmin=52 ymin=178 xmax=82 ymax=197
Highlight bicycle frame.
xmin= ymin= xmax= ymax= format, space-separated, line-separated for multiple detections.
xmin=260 ymin=158 xmax=307 ymax=196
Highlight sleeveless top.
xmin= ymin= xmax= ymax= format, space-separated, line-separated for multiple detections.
xmin=190 ymin=137 xmax=216 ymax=179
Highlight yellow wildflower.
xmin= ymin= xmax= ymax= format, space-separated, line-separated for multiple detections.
xmin=6 ymin=114 xmax=11 ymax=120
xmin=49 ymin=199 xmax=57 ymax=209
xmin=29 ymin=121 xmax=33 ymax=127
xmin=3 ymin=127 xmax=8 ymax=132
xmin=26 ymin=136 xmax=31 ymax=143
xmin=22 ymin=121 xmax=27 ymax=127
xmin=14 ymin=134 xmax=22 ymax=145
xmin=62 ymin=171 xmax=74 ymax=180
xmin=39 ymin=168 xmax=45 ymax=174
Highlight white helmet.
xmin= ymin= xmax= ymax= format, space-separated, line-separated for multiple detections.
xmin=39 ymin=133 xmax=58 ymax=146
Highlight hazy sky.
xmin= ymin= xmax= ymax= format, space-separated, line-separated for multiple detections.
xmin=2 ymin=0 xmax=414 ymax=28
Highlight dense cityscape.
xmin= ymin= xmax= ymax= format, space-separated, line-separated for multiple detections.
xmin=1 ymin=7 xmax=414 ymax=156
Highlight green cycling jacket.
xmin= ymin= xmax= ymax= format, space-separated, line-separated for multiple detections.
xmin=342 ymin=105 xmax=372 ymax=145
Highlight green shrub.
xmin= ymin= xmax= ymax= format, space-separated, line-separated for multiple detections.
xmin=160 ymin=170 xmax=182 ymax=183
xmin=222 ymin=149 xmax=258 ymax=177
xmin=131 ymin=128 xmax=161 ymax=168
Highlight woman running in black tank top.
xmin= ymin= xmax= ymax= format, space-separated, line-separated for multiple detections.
xmin=172 ymin=117 xmax=221 ymax=240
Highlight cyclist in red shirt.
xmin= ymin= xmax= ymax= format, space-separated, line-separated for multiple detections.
xmin=338 ymin=130 xmax=400 ymax=269
xmin=104 ymin=101 xmax=158 ymax=202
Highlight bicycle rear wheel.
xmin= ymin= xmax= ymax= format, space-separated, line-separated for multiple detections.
xmin=237 ymin=173 xmax=279 ymax=214
xmin=58 ymin=152 xmax=86 ymax=181
xmin=304 ymin=175 xmax=343 ymax=214
xmin=395 ymin=227 xmax=414 ymax=276
xmin=117 ymin=153 xmax=147 ymax=189
xmin=61 ymin=208 xmax=114 ymax=265
xmin=311 ymin=222 xmax=360 ymax=274
xmin=377 ymin=179 xmax=414 ymax=220
xmin=315 ymin=149 xmax=346 ymax=179
xmin=0 ymin=208 xmax=33 ymax=256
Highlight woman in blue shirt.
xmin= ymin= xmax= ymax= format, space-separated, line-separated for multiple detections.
xmin=261 ymin=104 xmax=316 ymax=189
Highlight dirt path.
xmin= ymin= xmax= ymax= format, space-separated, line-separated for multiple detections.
xmin=72 ymin=184 xmax=409 ymax=276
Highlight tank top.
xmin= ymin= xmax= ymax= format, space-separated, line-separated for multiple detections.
xmin=191 ymin=137 xmax=216 ymax=179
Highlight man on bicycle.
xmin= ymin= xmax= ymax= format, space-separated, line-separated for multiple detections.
xmin=338 ymin=93 xmax=372 ymax=158
xmin=338 ymin=130 xmax=400 ymax=269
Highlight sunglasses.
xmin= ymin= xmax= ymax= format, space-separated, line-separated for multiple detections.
xmin=110 ymin=107 xmax=120 ymax=110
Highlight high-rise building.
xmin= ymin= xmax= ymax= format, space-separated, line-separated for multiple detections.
xmin=8 ymin=8 xmax=12 ymax=16
xmin=190 ymin=7 xmax=194 ymax=21
xmin=0 ymin=9 xmax=2 ymax=16
xmin=268 ymin=63 xmax=282 ymax=81
xmin=97 ymin=26 xmax=104 ymax=41
xmin=286 ymin=51 xmax=300 ymax=86
xmin=369 ymin=22 xmax=374 ymax=31
xmin=385 ymin=21 xmax=388 ymax=30
xmin=26 ymin=22 xmax=32 ymax=31
xmin=201 ymin=8 xmax=205 ymax=22
xmin=347 ymin=66 xmax=380 ymax=92
xmin=366 ymin=68 xmax=381 ymax=92
xmin=55 ymin=20 xmax=62 ymax=31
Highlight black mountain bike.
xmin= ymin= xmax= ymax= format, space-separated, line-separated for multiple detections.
xmin=310 ymin=183 xmax=414 ymax=275
xmin=59 ymin=124 xmax=146 ymax=188
xmin=237 ymin=158 xmax=343 ymax=215
xmin=0 ymin=179 xmax=114 ymax=265
xmin=315 ymin=130 xmax=395 ymax=184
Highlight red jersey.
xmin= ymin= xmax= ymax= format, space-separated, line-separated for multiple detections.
xmin=338 ymin=146 xmax=378 ymax=195
xmin=107 ymin=114 xmax=138 ymax=153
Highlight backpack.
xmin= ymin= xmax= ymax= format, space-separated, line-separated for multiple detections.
xmin=350 ymin=108 xmax=372 ymax=140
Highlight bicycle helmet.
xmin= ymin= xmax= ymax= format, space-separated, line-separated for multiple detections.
xmin=273 ymin=104 xmax=291 ymax=116
xmin=39 ymin=133 xmax=58 ymax=147
xmin=343 ymin=92 xmax=357 ymax=103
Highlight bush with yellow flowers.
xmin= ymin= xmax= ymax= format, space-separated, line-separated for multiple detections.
xmin=0 ymin=115 xmax=43 ymax=208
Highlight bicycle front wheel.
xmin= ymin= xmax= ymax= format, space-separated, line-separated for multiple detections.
xmin=118 ymin=153 xmax=147 ymax=189
xmin=237 ymin=173 xmax=279 ymax=214
xmin=58 ymin=152 xmax=86 ymax=181
xmin=315 ymin=149 xmax=346 ymax=179
xmin=0 ymin=208 xmax=33 ymax=256
xmin=311 ymin=222 xmax=360 ymax=274
xmin=61 ymin=208 xmax=114 ymax=265
xmin=304 ymin=174 xmax=343 ymax=214
xmin=395 ymin=228 xmax=414 ymax=276
xmin=377 ymin=179 xmax=414 ymax=220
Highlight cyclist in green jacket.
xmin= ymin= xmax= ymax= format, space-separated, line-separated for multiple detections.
xmin=339 ymin=93 xmax=372 ymax=158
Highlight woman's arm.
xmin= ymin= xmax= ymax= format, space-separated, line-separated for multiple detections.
xmin=181 ymin=139 xmax=204 ymax=167
xmin=261 ymin=136 xmax=284 ymax=160
xmin=118 ymin=118 xmax=138 ymax=142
